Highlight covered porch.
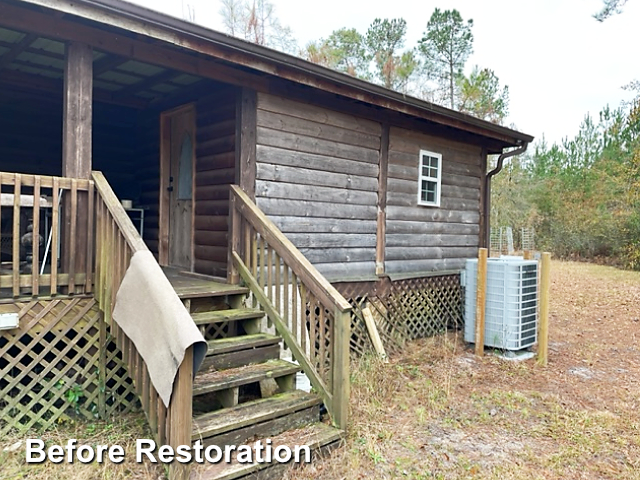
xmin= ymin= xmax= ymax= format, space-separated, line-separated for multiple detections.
xmin=0 ymin=2 xmax=252 ymax=295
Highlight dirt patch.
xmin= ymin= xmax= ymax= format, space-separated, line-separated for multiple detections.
xmin=286 ymin=260 xmax=640 ymax=480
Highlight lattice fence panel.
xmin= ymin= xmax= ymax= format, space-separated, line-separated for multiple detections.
xmin=102 ymin=326 xmax=139 ymax=417
xmin=386 ymin=275 xmax=463 ymax=340
xmin=334 ymin=282 xmax=375 ymax=358
xmin=335 ymin=274 xmax=463 ymax=359
xmin=0 ymin=298 xmax=137 ymax=436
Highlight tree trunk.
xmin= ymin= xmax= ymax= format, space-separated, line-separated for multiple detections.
xmin=450 ymin=63 xmax=454 ymax=109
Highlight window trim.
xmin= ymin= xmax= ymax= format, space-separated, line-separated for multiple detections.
xmin=417 ymin=149 xmax=442 ymax=207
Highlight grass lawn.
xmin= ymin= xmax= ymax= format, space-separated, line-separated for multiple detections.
xmin=2 ymin=260 xmax=639 ymax=479
xmin=286 ymin=260 xmax=640 ymax=480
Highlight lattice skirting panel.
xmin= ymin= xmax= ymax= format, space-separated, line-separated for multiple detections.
xmin=335 ymin=273 xmax=463 ymax=358
xmin=0 ymin=298 xmax=138 ymax=436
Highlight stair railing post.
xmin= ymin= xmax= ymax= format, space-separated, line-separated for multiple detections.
xmin=332 ymin=308 xmax=351 ymax=430
xmin=228 ymin=192 xmax=241 ymax=284
xmin=168 ymin=346 xmax=193 ymax=480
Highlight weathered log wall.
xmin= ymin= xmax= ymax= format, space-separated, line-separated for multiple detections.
xmin=193 ymin=85 xmax=239 ymax=277
xmin=255 ymin=92 xmax=381 ymax=280
xmin=385 ymin=127 xmax=483 ymax=273
xmin=254 ymin=92 xmax=484 ymax=279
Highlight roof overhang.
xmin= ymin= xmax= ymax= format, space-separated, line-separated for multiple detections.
xmin=9 ymin=0 xmax=534 ymax=150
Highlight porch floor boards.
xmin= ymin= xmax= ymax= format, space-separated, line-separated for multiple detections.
xmin=163 ymin=268 xmax=249 ymax=298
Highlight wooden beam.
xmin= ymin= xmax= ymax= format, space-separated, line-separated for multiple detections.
xmin=0 ymin=69 xmax=149 ymax=109
xmin=63 ymin=42 xmax=93 ymax=179
xmin=62 ymin=42 xmax=92 ymax=279
xmin=0 ymin=3 xmax=269 ymax=91
xmin=93 ymin=54 xmax=128 ymax=76
xmin=0 ymin=39 xmax=63 ymax=61
xmin=478 ymin=148 xmax=488 ymax=249
xmin=158 ymin=111 xmax=171 ymax=266
xmin=376 ymin=123 xmax=389 ymax=276
xmin=475 ymin=247 xmax=487 ymax=356
xmin=114 ymin=68 xmax=177 ymax=100
xmin=168 ymin=346 xmax=193 ymax=480
xmin=332 ymin=308 xmax=350 ymax=430
xmin=148 ymin=78 xmax=213 ymax=110
xmin=362 ymin=306 xmax=387 ymax=362
xmin=0 ymin=32 xmax=38 ymax=70
xmin=537 ymin=252 xmax=551 ymax=366
xmin=237 ymin=88 xmax=257 ymax=200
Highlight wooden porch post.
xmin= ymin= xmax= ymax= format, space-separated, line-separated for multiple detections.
xmin=62 ymin=42 xmax=93 ymax=279
xmin=478 ymin=148 xmax=488 ymax=249
xmin=228 ymin=88 xmax=256 ymax=283
xmin=375 ymin=124 xmax=389 ymax=276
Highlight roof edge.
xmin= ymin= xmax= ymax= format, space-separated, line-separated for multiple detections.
xmin=19 ymin=0 xmax=534 ymax=146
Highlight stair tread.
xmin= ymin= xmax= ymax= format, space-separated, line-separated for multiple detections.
xmin=192 ymin=309 xmax=264 ymax=326
xmin=191 ymin=422 xmax=343 ymax=480
xmin=174 ymin=282 xmax=249 ymax=299
xmin=207 ymin=334 xmax=281 ymax=356
xmin=192 ymin=390 xmax=322 ymax=441
xmin=194 ymin=360 xmax=300 ymax=396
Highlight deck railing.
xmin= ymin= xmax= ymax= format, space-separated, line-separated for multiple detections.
xmin=0 ymin=172 xmax=94 ymax=298
xmin=93 ymin=171 xmax=192 ymax=480
xmin=229 ymin=185 xmax=351 ymax=429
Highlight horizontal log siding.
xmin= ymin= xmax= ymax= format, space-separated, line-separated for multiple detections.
xmin=136 ymin=111 xmax=160 ymax=256
xmin=194 ymin=86 xmax=239 ymax=277
xmin=255 ymin=93 xmax=381 ymax=280
xmin=386 ymin=127 xmax=483 ymax=274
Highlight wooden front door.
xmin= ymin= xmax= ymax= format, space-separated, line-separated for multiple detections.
xmin=160 ymin=104 xmax=195 ymax=269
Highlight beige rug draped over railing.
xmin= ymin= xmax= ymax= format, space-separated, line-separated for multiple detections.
xmin=112 ymin=250 xmax=207 ymax=407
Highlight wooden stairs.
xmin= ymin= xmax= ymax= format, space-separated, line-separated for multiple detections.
xmin=166 ymin=271 xmax=344 ymax=479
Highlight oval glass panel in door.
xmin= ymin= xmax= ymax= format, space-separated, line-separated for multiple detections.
xmin=177 ymin=132 xmax=193 ymax=200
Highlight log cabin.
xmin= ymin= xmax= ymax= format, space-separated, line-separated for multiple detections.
xmin=0 ymin=0 xmax=533 ymax=478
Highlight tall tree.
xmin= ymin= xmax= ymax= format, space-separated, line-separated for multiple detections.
xmin=364 ymin=18 xmax=416 ymax=90
xmin=303 ymin=40 xmax=338 ymax=69
xmin=218 ymin=0 xmax=297 ymax=54
xmin=457 ymin=66 xmax=509 ymax=124
xmin=418 ymin=8 xmax=474 ymax=109
xmin=325 ymin=28 xmax=369 ymax=78
xmin=303 ymin=28 xmax=370 ymax=79
xmin=594 ymin=0 xmax=629 ymax=21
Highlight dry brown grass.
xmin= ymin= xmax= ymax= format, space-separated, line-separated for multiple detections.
xmin=2 ymin=260 xmax=639 ymax=479
xmin=0 ymin=414 xmax=164 ymax=480
xmin=285 ymin=260 xmax=640 ymax=480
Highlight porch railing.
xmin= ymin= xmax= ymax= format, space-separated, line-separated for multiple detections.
xmin=93 ymin=171 xmax=192 ymax=480
xmin=0 ymin=172 xmax=94 ymax=298
xmin=229 ymin=185 xmax=351 ymax=429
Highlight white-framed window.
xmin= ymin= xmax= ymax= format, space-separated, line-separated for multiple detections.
xmin=417 ymin=150 xmax=442 ymax=207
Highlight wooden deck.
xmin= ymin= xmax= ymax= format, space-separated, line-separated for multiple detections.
xmin=163 ymin=268 xmax=249 ymax=299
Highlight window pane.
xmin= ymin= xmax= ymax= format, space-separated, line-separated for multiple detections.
xmin=421 ymin=180 xmax=437 ymax=203
xmin=419 ymin=152 xmax=440 ymax=205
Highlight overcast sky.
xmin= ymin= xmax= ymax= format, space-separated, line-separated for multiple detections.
xmin=130 ymin=0 xmax=640 ymax=145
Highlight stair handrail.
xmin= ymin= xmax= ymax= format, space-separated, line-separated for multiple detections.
xmin=229 ymin=185 xmax=351 ymax=429
xmin=92 ymin=171 xmax=192 ymax=480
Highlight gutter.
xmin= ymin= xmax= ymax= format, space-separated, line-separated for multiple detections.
xmin=483 ymin=143 xmax=529 ymax=253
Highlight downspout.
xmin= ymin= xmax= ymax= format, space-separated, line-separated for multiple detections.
xmin=484 ymin=143 xmax=529 ymax=253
